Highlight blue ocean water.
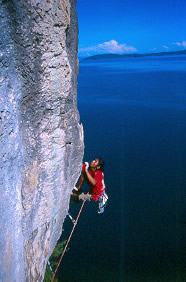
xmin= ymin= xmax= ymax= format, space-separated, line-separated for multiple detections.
xmin=59 ymin=56 xmax=185 ymax=281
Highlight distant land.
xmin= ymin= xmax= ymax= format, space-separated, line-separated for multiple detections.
xmin=83 ymin=50 xmax=186 ymax=61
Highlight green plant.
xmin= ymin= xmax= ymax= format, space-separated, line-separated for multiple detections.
xmin=44 ymin=240 xmax=68 ymax=282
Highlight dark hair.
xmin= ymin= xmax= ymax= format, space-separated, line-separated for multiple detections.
xmin=97 ymin=158 xmax=104 ymax=172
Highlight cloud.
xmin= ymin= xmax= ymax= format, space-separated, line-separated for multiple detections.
xmin=97 ymin=40 xmax=137 ymax=54
xmin=163 ymin=45 xmax=169 ymax=50
xmin=150 ymin=48 xmax=158 ymax=51
xmin=173 ymin=41 xmax=186 ymax=48
xmin=79 ymin=40 xmax=137 ymax=56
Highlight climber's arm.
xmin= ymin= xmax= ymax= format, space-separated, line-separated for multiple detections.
xmin=85 ymin=169 xmax=97 ymax=186
xmin=77 ymin=172 xmax=85 ymax=190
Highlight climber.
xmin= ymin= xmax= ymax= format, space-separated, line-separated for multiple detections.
xmin=72 ymin=158 xmax=108 ymax=213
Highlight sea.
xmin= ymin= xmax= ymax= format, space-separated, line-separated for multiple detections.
xmin=58 ymin=55 xmax=185 ymax=281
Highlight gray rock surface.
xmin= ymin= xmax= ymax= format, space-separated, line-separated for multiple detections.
xmin=0 ymin=0 xmax=83 ymax=281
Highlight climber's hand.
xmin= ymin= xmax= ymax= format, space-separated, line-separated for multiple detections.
xmin=85 ymin=162 xmax=89 ymax=171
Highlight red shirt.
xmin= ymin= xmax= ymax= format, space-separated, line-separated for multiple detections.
xmin=82 ymin=164 xmax=105 ymax=201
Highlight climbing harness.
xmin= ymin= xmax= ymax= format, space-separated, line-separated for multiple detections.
xmin=74 ymin=190 xmax=108 ymax=214
xmin=51 ymin=193 xmax=89 ymax=282
xmin=78 ymin=192 xmax=92 ymax=201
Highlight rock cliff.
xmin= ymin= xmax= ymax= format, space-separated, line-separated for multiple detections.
xmin=0 ymin=0 xmax=83 ymax=281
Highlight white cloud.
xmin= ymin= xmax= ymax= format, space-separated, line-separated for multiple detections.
xmin=150 ymin=48 xmax=158 ymax=51
xmin=174 ymin=42 xmax=181 ymax=46
xmin=173 ymin=41 xmax=186 ymax=48
xmin=97 ymin=40 xmax=137 ymax=54
xmin=163 ymin=45 xmax=169 ymax=50
xmin=79 ymin=40 xmax=137 ymax=56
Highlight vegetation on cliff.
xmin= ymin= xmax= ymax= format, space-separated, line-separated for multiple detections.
xmin=44 ymin=240 xmax=68 ymax=282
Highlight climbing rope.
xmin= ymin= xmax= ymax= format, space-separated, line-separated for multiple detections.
xmin=51 ymin=193 xmax=89 ymax=282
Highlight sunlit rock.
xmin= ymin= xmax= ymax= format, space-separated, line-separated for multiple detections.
xmin=0 ymin=0 xmax=83 ymax=281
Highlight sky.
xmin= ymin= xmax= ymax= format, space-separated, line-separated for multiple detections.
xmin=76 ymin=0 xmax=186 ymax=57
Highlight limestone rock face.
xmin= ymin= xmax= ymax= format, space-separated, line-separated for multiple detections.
xmin=0 ymin=0 xmax=83 ymax=281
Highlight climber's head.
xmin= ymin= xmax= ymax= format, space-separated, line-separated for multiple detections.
xmin=90 ymin=158 xmax=104 ymax=172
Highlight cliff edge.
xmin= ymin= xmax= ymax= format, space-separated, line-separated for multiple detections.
xmin=0 ymin=0 xmax=83 ymax=281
